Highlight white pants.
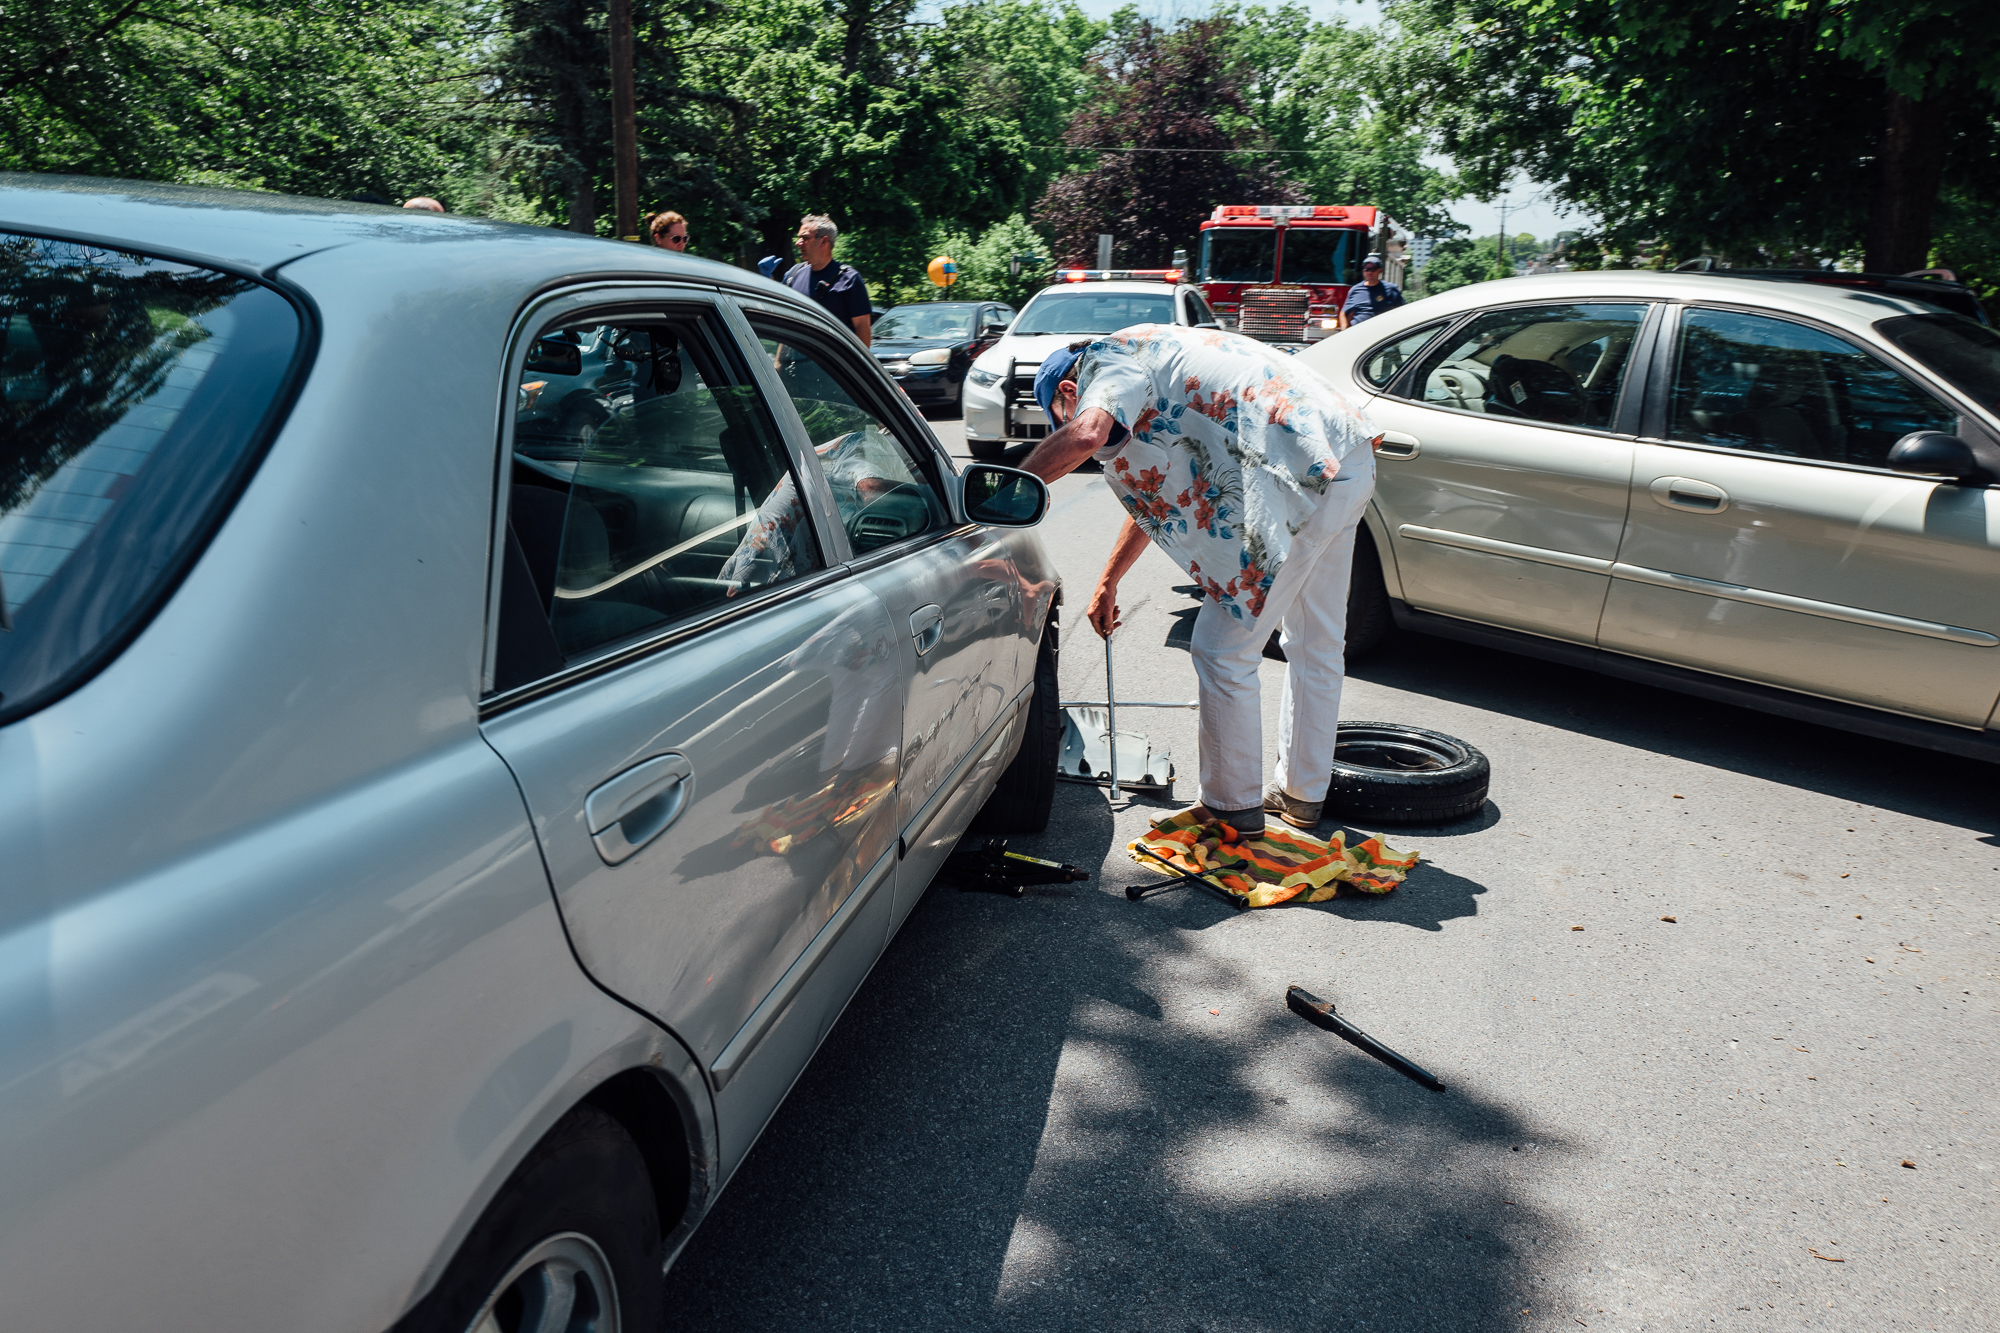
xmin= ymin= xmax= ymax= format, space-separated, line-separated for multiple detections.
xmin=1189 ymin=450 xmax=1376 ymax=812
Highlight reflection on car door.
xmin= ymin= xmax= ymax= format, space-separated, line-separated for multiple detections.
xmin=745 ymin=309 xmax=1026 ymax=928
xmin=1372 ymin=302 xmax=1653 ymax=643
xmin=1600 ymin=305 xmax=2000 ymax=727
xmin=479 ymin=293 xmax=904 ymax=1179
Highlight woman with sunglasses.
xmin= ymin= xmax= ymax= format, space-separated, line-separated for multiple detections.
xmin=647 ymin=211 xmax=689 ymax=251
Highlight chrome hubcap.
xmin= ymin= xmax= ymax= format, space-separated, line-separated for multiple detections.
xmin=466 ymin=1233 xmax=619 ymax=1333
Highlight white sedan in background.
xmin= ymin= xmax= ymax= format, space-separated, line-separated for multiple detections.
xmin=962 ymin=273 xmax=1220 ymax=458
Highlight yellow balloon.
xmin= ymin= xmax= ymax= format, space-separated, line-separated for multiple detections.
xmin=927 ymin=255 xmax=959 ymax=287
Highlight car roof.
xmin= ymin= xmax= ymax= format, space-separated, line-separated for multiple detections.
xmin=0 ymin=173 xmax=828 ymax=324
xmin=1405 ymin=270 xmax=1956 ymax=335
xmin=1024 ymin=281 xmax=1191 ymax=300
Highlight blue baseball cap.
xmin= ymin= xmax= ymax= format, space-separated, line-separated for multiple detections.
xmin=1034 ymin=345 xmax=1085 ymax=424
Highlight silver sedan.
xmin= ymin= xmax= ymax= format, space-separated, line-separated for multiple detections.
xmin=0 ymin=176 xmax=1060 ymax=1331
xmin=1298 ymin=270 xmax=2000 ymax=763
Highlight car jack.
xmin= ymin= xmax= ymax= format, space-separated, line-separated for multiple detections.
xmin=945 ymin=838 xmax=1091 ymax=898
xmin=1057 ymin=609 xmax=1186 ymax=800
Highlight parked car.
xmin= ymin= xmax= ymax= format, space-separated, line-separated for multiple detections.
xmin=961 ymin=274 xmax=1220 ymax=458
xmin=1298 ymin=270 xmax=2000 ymax=762
xmin=0 ymin=174 xmax=1062 ymax=1331
xmin=868 ymin=299 xmax=1013 ymax=415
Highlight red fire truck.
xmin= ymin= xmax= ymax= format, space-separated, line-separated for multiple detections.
xmin=1196 ymin=204 xmax=1392 ymax=345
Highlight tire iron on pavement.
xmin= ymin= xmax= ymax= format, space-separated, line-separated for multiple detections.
xmin=1126 ymin=841 xmax=1250 ymax=910
xmin=1286 ymin=985 xmax=1446 ymax=1092
xmin=945 ymin=838 xmax=1090 ymax=898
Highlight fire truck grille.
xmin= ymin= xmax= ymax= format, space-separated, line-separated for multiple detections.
xmin=1237 ymin=286 xmax=1311 ymax=343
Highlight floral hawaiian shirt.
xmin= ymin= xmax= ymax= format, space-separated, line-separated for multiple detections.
xmin=1074 ymin=324 xmax=1379 ymax=620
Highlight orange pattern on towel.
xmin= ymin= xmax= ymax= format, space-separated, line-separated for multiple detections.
xmin=1130 ymin=811 xmax=1419 ymax=908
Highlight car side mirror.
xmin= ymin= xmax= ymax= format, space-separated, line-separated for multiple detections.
xmin=524 ymin=337 xmax=582 ymax=376
xmin=980 ymin=323 xmax=1008 ymax=338
xmin=1889 ymin=430 xmax=1987 ymax=484
xmin=962 ymin=464 xmax=1048 ymax=526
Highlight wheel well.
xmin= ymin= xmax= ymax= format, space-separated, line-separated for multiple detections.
xmin=584 ymin=1068 xmax=693 ymax=1237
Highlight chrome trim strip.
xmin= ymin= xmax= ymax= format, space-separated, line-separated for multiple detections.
xmin=899 ymin=683 xmax=1032 ymax=856
xmin=1398 ymin=524 xmax=1614 ymax=574
xmin=1609 ymin=562 xmax=2000 ymax=646
xmin=708 ymin=845 xmax=898 ymax=1092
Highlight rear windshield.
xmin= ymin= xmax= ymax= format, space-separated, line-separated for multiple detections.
xmin=1 ymin=234 xmax=301 ymax=724
xmin=1876 ymin=314 xmax=2000 ymax=417
xmin=1013 ymin=290 xmax=1174 ymax=335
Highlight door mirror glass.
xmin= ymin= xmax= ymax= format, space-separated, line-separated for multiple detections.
xmin=524 ymin=337 xmax=582 ymax=376
xmin=980 ymin=323 xmax=1008 ymax=338
xmin=1888 ymin=430 xmax=1987 ymax=483
xmin=962 ymin=465 xmax=1048 ymax=526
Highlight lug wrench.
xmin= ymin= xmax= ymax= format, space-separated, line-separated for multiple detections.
xmin=1286 ymin=985 xmax=1445 ymax=1091
xmin=1125 ymin=841 xmax=1249 ymax=910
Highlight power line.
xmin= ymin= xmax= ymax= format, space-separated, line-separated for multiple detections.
xmin=1027 ymin=144 xmax=1351 ymax=156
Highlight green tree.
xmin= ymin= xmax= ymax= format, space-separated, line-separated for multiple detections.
xmin=1385 ymin=0 xmax=2000 ymax=272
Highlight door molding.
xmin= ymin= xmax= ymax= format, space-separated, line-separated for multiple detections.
xmin=1398 ymin=523 xmax=1614 ymax=575
xmin=1608 ymin=562 xmax=1999 ymax=646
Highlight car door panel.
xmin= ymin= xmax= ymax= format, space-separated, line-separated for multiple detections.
xmin=1371 ymin=302 xmax=1652 ymax=643
xmin=1600 ymin=305 xmax=2000 ymax=728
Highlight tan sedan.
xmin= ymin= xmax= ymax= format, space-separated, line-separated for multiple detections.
xmin=1298 ymin=270 xmax=2000 ymax=762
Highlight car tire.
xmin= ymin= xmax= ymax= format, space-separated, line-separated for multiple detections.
xmin=970 ymin=613 xmax=1060 ymax=833
xmin=967 ymin=436 xmax=1008 ymax=461
xmin=390 ymin=1105 xmax=662 ymax=1333
xmin=1326 ymin=721 xmax=1490 ymax=825
xmin=1261 ymin=524 xmax=1394 ymax=663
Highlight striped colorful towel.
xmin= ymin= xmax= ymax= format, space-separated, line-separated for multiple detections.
xmin=1131 ymin=810 xmax=1419 ymax=909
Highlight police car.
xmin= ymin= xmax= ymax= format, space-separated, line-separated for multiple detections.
xmin=961 ymin=270 xmax=1220 ymax=459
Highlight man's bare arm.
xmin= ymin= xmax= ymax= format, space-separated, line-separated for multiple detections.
xmin=1087 ymin=516 xmax=1151 ymax=638
xmin=852 ymin=313 xmax=872 ymax=347
xmin=1019 ymin=407 xmax=1115 ymax=484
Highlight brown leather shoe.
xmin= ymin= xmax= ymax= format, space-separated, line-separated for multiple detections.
xmin=1263 ymin=786 xmax=1323 ymax=830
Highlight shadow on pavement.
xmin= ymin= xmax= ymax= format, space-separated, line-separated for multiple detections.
xmin=662 ymin=783 xmax=1559 ymax=1332
xmin=1352 ymin=630 xmax=1999 ymax=837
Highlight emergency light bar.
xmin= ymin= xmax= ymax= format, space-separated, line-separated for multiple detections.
xmin=1056 ymin=268 xmax=1184 ymax=283
xmin=1206 ymin=205 xmax=1376 ymax=224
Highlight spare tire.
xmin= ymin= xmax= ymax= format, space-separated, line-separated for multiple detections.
xmin=1327 ymin=722 xmax=1489 ymax=825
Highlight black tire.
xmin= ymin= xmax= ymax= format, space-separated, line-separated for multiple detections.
xmin=1260 ymin=524 xmax=1394 ymax=663
xmin=1344 ymin=524 xmax=1393 ymax=659
xmin=967 ymin=436 xmax=1009 ymax=461
xmin=391 ymin=1105 xmax=662 ymax=1333
xmin=1326 ymin=721 xmax=1490 ymax=825
xmin=970 ymin=613 xmax=1060 ymax=833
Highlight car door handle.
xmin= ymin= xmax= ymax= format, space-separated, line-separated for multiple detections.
xmin=1375 ymin=431 xmax=1421 ymax=460
xmin=910 ymin=604 xmax=945 ymax=656
xmin=585 ymin=754 xmax=693 ymax=865
xmin=1648 ymin=476 xmax=1730 ymax=513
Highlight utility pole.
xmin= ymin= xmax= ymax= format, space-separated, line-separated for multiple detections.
xmin=1496 ymin=194 xmax=1509 ymax=275
xmin=610 ymin=0 xmax=639 ymax=241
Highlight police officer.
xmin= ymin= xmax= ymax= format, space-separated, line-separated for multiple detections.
xmin=1335 ymin=253 xmax=1404 ymax=331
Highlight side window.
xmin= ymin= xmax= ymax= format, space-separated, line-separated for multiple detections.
xmin=496 ymin=307 xmax=823 ymax=681
xmin=1671 ymin=309 xmax=1958 ymax=467
xmin=1408 ymin=303 xmax=1648 ymax=429
xmin=1365 ymin=320 xmax=1451 ymax=388
xmin=754 ymin=325 xmax=951 ymax=554
xmin=1186 ymin=291 xmax=1217 ymax=326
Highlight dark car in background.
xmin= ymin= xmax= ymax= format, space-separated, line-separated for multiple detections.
xmin=870 ymin=300 xmax=1014 ymax=414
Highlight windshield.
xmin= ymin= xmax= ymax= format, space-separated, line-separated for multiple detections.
xmin=0 ymin=234 xmax=300 ymax=724
xmin=1200 ymin=229 xmax=1274 ymax=284
xmin=873 ymin=304 xmax=984 ymax=341
xmin=1876 ymin=314 xmax=2000 ymax=416
xmin=1014 ymin=290 xmax=1174 ymax=335
xmin=1281 ymin=228 xmax=1362 ymax=286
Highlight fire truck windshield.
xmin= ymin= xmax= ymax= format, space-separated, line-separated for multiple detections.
xmin=1014 ymin=290 xmax=1174 ymax=335
xmin=1281 ymin=229 xmax=1364 ymax=286
xmin=1200 ymin=230 xmax=1275 ymax=284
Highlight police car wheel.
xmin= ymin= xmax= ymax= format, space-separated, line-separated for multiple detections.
xmin=1327 ymin=722 xmax=1489 ymax=826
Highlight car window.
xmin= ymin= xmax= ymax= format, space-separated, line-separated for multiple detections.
xmin=0 ymin=233 xmax=301 ymax=725
xmin=1280 ymin=229 xmax=1361 ymax=286
xmin=1013 ymin=290 xmax=1175 ymax=335
xmin=1363 ymin=321 xmax=1451 ymax=387
xmin=1874 ymin=314 xmax=2000 ymax=418
xmin=1671 ymin=309 xmax=1958 ymax=467
xmin=1406 ymin=303 xmax=1647 ymax=430
xmin=1200 ymin=229 xmax=1274 ymax=284
xmin=1187 ymin=290 xmax=1217 ymax=326
xmin=872 ymin=305 xmax=976 ymax=341
xmin=498 ymin=308 xmax=823 ymax=677
xmin=754 ymin=326 xmax=951 ymax=555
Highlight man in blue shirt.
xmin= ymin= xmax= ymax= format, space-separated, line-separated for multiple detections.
xmin=783 ymin=214 xmax=872 ymax=346
xmin=1335 ymin=254 xmax=1404 ymax=331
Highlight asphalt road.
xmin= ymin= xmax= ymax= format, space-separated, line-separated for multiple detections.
xmin=660 ymin=416 xmax=1997 ymax=1332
